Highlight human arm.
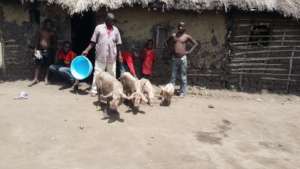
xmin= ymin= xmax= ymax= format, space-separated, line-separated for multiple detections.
xmin=82 ymin=42 xmax=95 ymax=56
xmin=186 ymin=35 xmax=198 ymax=54
xmin=116 ymin=28 xmax=123 ymax=63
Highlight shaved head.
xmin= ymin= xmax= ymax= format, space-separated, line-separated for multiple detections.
xmin=106 ymin=13 xmax=115 ymax=22
xmin=178 ymin=21 xmax=185 ymax=27
xmin=105 ymin=12 xmax=115 ymax=27
xmin=177 ymin=21 xmax=186 ymax=33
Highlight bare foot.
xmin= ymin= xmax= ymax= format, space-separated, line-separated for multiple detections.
xmin=90 ymin=93 xmax=97 ymax=97
xmin=90 ymin=91 xmax=97 ymax=97
xmin=44 ymin=79 xmax=49 ymax=85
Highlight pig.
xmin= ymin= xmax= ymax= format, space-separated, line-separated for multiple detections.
xmin=139 ymin=78 xmax=155 ymax=105
xmin=160 ymin=83 xmax=175 ymax=106
xmin=119 ymin=72 xmax=147 ymax=109
xmin=95 ymin=71 xmax=128 ymax=115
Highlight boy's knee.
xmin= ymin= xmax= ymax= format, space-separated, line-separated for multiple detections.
xmin=58 ymin=67 xmax=69 ymax=72
xmin=48 ymin=65 xmax=56 ymax=71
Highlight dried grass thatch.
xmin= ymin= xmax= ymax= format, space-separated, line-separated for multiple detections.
xmin=39 ymin=0 xmax=300 ymax=18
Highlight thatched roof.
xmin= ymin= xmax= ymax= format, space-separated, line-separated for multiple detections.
xmin=42 ymin=0 xmax=300 ymax=18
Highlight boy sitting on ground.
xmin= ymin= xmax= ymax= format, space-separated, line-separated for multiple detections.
xmin=48 ymin=41 xmax=78 ymax=88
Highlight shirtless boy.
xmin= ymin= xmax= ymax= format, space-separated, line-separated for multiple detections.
xmin=31 ymin=19 xmax=57 ymax=85
xmin=167 ymin=22 xmax=198 ymax=97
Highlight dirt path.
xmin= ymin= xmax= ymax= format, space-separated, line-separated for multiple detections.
xmin=0 ymin=81 xmax=299 ymax=169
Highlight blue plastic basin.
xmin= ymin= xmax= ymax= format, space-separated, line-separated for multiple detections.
xmin=70 ymin=55 xmax=93 ymax=80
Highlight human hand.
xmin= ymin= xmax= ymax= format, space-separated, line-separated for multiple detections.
xmin=64 ymin=61 xmax=70 ymax=65
xmin=82 ymin=50 xmax=89 ymax=56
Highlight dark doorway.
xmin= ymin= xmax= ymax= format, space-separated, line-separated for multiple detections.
xmin=71 ymin=11 xmax=96 ymax=82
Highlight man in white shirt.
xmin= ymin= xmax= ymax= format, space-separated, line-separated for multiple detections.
xmin=82 ymin=13 xmax=123 ymax=96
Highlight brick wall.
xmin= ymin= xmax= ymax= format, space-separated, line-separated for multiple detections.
xmin=112 ymin=8 xmax=227 ymax=87
xmin=0 ymin=1 xmax=35 ymax=80
xmin=0 ymin=2 xmax=71 ymax=80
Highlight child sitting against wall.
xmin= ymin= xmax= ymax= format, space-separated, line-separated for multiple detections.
xmin=141 ymin=39 xmax=156 ymax=79
xmin=47 ymin=41 xmax=78 ymax=88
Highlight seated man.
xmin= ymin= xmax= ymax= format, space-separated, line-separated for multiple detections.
xmin=48 ymin=41 xmax=78 ymax=87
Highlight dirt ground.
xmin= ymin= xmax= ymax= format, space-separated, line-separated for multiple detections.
xmin=0 ymin=80 xmax=300 ymax=169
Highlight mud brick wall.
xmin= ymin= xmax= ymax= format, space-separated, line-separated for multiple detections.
xmin=111 ymin=8 xmax=227 ymax=87
xmin=0 ymin=22 xmax=36 ymax=79
xmin=0 ymin=1 xmax=35 ymax=80
xmin=0 ymin=2 xmax=71 ymax=80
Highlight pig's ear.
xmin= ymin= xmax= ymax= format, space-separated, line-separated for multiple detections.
xmin=159 ymin=90 xmax=164 ymax=96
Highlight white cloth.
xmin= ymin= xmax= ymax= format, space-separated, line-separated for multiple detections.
xmin=34 ymin=50 xmax=43 ymax=59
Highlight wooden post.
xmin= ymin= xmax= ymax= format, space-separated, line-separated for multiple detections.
xmin=0 ymin=37 xmax=6 ymax=78
xmin=281 ymin=31 xmax=286 ymax=46
xmin=261 ymin=47 xmax=272 ymax=91
xmin=155 ymin=26 xmax=160 ymax=49
xmin=286 ymin=47 xmax=296 ymax=93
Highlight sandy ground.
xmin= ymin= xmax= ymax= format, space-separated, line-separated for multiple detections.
xmin=0 ymin=80 xmax=300 ymax=169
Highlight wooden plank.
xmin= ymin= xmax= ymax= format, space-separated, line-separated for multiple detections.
xmin=230 ymin=40 xmax=300 ymax=46
xmin=230 ymin=72 xmax=300 ymax=77
xmin=235 ymin=19 xmax=296 ymax=24
xmin=230 ymin=45 xmax=300 ymax=50
xmin=232 ymin=30 xmax=300 ymax=36
xmin=235 ymin=17 xmax=297 ymax=21
xmin=272 ymin=29 xmax=300 ymax=33
xmin=231 ymin=56 xmax=300 ymax=62
xmin=238 ymin=23 xmax=300 ymax=27
xmin=232 ymin=50 xmax=300 ymax=56
xmin=231 ymin=68 xmax=287 ymax=72
xmin=229 ymin=63 xmax=283 ymax=67
xmin=233 ymin=34 xmax=300 ymax=38
xmin=261 ymin=77 xmax=297 ymax=82
xmin=187 ymin=74 xmax=221 ymax=77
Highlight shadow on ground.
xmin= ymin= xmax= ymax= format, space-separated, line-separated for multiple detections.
xmin=93 ymin=100 xmax=124 ymax=123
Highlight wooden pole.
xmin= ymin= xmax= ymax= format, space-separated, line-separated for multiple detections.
xmin=286 ymin=47 xmax=296 ymax=93
xmin=281 ymin=31 xmax=286 ymax=46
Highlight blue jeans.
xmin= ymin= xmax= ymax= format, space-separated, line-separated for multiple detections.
xmin=170 ymin=56 xmax=188 ymax=95
xmin=49 ymin=64 xmax=75 ymax=84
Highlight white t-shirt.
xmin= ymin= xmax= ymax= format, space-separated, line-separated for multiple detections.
xmin=91 ymin=23 xmax=122 ymax=64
